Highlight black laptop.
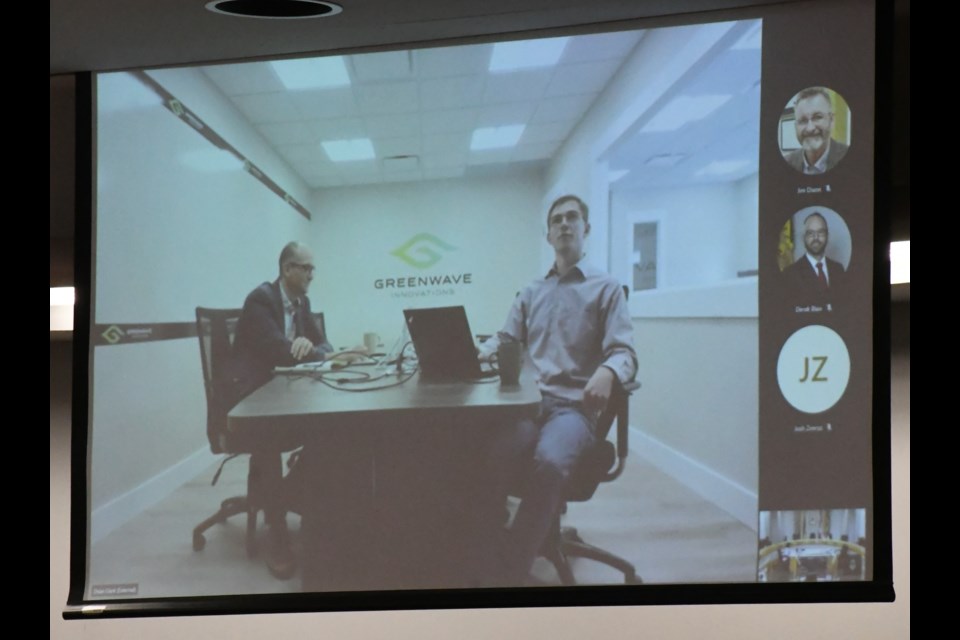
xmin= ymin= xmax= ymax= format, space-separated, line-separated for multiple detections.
xmin=403 ymin=306 xmax=495 ymax=381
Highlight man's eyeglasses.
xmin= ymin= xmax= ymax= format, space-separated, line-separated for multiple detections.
xmin=289 ymin=262 xmax=316 ymax=274
xmin=804 ymin=230 xmax=828 ymax=239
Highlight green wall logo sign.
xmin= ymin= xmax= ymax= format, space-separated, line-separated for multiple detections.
xmin=390 ymin=233 xmax=456 ymax=269
xmin=377 ymin=233 xmax=473 ymax=299
xmin=102 ymin=325 xmax=126 ymax=344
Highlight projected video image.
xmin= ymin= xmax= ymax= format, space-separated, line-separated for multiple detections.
xmin=758 ymin=509 xmax=868 ymax=582
xmin=80 ymin=0 xmax=878 ymax=609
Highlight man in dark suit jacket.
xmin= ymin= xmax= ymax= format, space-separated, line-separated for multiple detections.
xmin=782 ymin=87 xmax=850 ymax=174
xmin=782 ymin=212 xmax=847 ymax=307
xmin=230 ymin=241 xmax=334 ymax=580
xmin=232 ymin=242 xmax=334 ymax=400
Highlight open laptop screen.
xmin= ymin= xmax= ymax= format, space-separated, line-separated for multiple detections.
xmin=404 ymin=306 xmax=486 ymax=381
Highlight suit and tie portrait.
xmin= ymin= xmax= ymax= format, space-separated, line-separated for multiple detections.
xmin=778 ymin=207 xmax=851 ymax=309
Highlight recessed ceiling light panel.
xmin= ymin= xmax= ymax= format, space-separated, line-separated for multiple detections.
xmin=205 ymin=0 xmax=343 ymax=20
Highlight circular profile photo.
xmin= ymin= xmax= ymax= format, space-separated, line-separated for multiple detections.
xmin=779 ymin=87 xmax=851 ymax=175
xmin=777 ymin=206 xmax=851 ymax=310
xmin=777 ymin=324 xmax=851 ymax=414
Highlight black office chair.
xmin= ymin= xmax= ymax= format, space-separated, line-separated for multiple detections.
xmin=537 ymin=379 xmax=643 ymax=585
xmin=192 ymin=306 xmax=264 ymax=557
xmin=312 ymin=311 xmax=326 ymax=337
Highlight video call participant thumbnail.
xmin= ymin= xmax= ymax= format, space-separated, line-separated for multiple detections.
xmin=781 ymin=212 xmax=848 ymax=308
xmin=782 ymin=87 xmax=850 ymax=175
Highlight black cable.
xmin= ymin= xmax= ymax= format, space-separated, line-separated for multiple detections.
xmin=312 ymin=365 xmax=420 ymax=392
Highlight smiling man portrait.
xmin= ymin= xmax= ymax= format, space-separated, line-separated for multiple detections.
xmin=782 ymin=87 xmax=850 ymax=175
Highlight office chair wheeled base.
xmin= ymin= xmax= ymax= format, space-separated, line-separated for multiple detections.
xmin=543 ymin=526 xmax=642 ymax=586
xmin=192 ymin=495 xmax=259 ymax=558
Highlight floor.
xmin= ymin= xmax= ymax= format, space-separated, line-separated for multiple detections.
xmin=86 ymin=447 xmax=758 ymax=599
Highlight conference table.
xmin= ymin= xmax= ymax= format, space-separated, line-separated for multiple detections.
xmin=228 ymin=361 xmax=541 ymax=592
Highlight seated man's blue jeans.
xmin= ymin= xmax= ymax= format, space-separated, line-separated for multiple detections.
xmin=484 ymin=394 xmax=596 ymax=585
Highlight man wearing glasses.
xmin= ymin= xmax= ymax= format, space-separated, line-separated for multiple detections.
xmin=234 ymin=241 xmax=333 ymax=387
xmin=783 ymin=87 xmax=849 ymax=175
xmin=231 ymin=241 xmax=334 ymax=580
xmin=782 ymin=212 xmax=847 ymax=306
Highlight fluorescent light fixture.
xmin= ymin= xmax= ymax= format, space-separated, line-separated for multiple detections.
xmin=50 ymin=287 xmax=75 ymax=306
xmin=270 ymin=56 xmax=350 ymax=90
xmin=470 ymin=125 xmax=526 ymax=150
xmin=321 ymin=138 xmax=376 ymax=161
xmin=695 ymin=159 xmax=751 ymax=177
xmin=489 ymin=37 xmax=570 ymax=72
xmin=641 ymin=94 xmax=732 ymax=133
xmin=890 ymin=240 xmax=910 ymax=284
xmin=50 ymin=287 xmax=75 ymax=332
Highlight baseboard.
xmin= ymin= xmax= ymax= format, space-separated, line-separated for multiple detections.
xmin=630 ymin=427 xmax=758 ymax=531
xmin=91 ymin=446 xmax=214 ymax=544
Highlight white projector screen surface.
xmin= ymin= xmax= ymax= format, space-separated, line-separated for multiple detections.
xmin=67 ymin=0 xmax=891 ymax=617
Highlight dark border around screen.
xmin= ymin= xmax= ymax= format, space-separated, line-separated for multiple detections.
xmin=867 ymin=0 xmax=894 ymax=590
xmin=64 ymin=0 xmax=898 ymax=618
xmin=68 ymin=69 xmax=94 ymax=611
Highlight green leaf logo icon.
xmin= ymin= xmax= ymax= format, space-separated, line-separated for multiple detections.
xmin=390 ymin=233 xmax=456 ymax=269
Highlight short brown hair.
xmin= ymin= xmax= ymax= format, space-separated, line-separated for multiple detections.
xmin=546 ymin=194 xmax=589 ymax=228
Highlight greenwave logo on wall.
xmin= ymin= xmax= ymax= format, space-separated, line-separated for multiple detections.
xmin=102 ymin=325 xmax=126 ymax=344
xmin=377 ymin=232 xmax=473 ymax=298
xmin=390 ymin=233 xmax=456 ymax=269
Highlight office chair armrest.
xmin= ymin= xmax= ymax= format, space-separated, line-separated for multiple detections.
xmin=605 ymin=380 xmax=640 ymax=482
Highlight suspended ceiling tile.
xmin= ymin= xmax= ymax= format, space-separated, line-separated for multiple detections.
xmin=350 ymin=50 xmax=414 ymax=83
xmin=414 ymin=44 xmax=493 ymax=79
xmin=356 ymin=81 xmax=420 ymax=115
xmin=290 ymin=87 xmax=360 ymax=120
xmin=482 ymin=69 xmax=553 ymax=104
xmin=232 ymin=92 xmax=301 ymax=124
xmin=202 ymin=62 xmax=284 ymax=96
xmin=420 ymin=108 xmax=480 ymax=135
xmin=419 ymin=76 xmax=486 ymax=111
xmin=364 ymin=112 xmax=422 ymax=138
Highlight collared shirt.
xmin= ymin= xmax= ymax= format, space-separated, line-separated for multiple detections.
xmin=480 ymin=260 xmax=637 ymax=403
xmin=278 ymin=282 xmax=299 ymax=340
xmin=803 ymin=253 xmax=830 ymax=285
xmin=802 ymin=139 xmax=833 ymax=175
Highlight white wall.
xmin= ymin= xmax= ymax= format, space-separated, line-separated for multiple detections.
xmin=96 ymin=68 xmax=313 ymax=321
xmin=630 ymin=316 xmax=758 ymax=517
xmin=542 ymin=20 xmax=740 ymax=273
xmin=308 ymin=170 xmax=545 ymax=345
xmin=604 ymin=175 xmax=758 ymax=523
xmin=611 ymin=178 xmax=758 ymax=290
xmin=91 ymin=68 xmax=314 ymax=523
